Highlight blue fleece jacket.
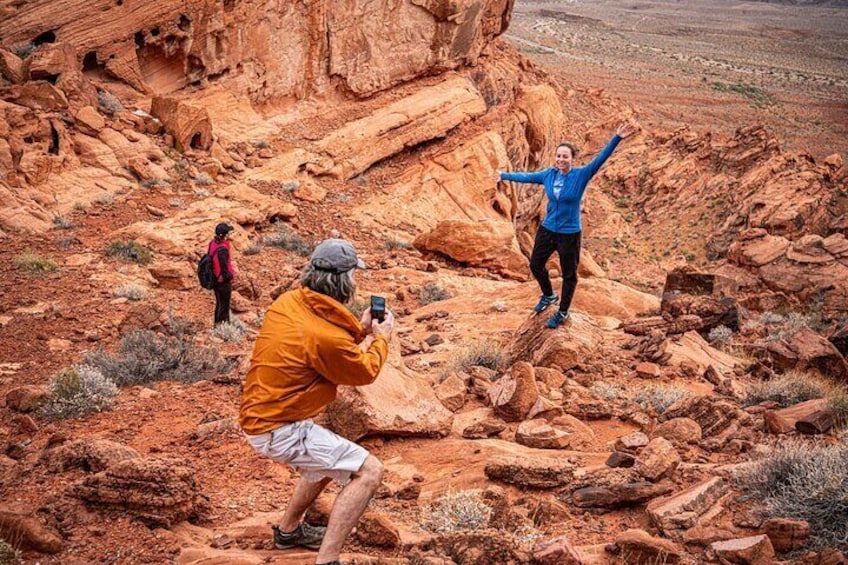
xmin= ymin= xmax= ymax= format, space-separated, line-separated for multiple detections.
xmin=500 ymin=135 xmax=621 ymax=234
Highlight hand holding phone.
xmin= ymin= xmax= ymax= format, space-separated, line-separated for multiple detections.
xmin=370 ymin=295 xmax=386 ymax=323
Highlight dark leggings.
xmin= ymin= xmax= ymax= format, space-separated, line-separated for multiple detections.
xmin=213 ymin=282 xmax=232 ymax=325
xmin=529 ymin=227 xmax=581 ymax=313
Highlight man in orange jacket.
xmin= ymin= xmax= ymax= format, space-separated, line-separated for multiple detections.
xmin=240 ymin=239 xmax=394 ymax=565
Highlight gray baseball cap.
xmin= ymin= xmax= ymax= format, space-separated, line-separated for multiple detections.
xmin=310 ymin=239 xmax=366 ymax=273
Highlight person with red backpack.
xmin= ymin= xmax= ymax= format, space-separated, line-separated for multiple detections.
xmin=209 ymin=223 xmax=236 ymax=326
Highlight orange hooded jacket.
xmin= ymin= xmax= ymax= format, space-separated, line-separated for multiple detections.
xmin=239 ymin=287 xmax=389 ymax=435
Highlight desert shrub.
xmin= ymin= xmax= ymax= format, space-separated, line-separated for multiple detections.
xmin=384 ymin=238 xmax=411 ymax=251
xmin=262 ymin=223 xmax=313 ymax=256
xmin=0 ymin=538 xmax=21 ymax=565
xmin=39 ymin=365 xmax=118 ymax=420
xmin=84 ymin=330 xmax=233 ymax=386
xmin=11 ymin=42 xmax=35 ymax=58
xmin=252 ymin=140 xmax=270 ymax=149
xmin=14 ymin=252 xmax=58 ymax=274
xmin=734 ymin=440 xmax=848 ymax=550
xmin=140 ymin=179 xmax=170 ymax=189
xmin=194 ymin=172 xmax=214 ymax=186
xmin=708 ymin=325 xmax=733 ymax=345
xmin=52 ymin=215 xmax=73 ymax=230
xmin=828 ymin=389 xmax=848 ymax=428
xmin=420 ymin=490 xmax=492 ymax=533
xmin=97 ymin=90 xmax=123 ymax=115
xmin=213 ymin=319 xmax=247 ymax=342
xmin=94 ymin=191 xmax=116 ymax=204
xmin=165 ymin=311 xmax=199 ymax=338
xmin=451 ymin=339 xmax=505 ymax=373
xmin=745 ymin=370 xmax=834 ymax=407
xmin=633 ymin=384 xmax=691 ymax=415
xmin=243 ymin=241 xmax=263 ymax=255
xmin=105 ymin=240 xmax=153 ymax=265
xmin=113 ymin=283 xmax=146 ymax=301
xmin=418 ymin=282 xmax=452 ymax=305
xmin=589 ymin=382 xmax=629 ymax=401
xmin=280 ymin=180 xmax=299 ymax=192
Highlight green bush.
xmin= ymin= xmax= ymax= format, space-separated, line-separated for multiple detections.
xmin=84 ymin=330 xmax=233 ymax=386
xmin=14 ymin=252 xmax=58 ymax=274
xmin=39 ymin=366 xmax=118 ymax=420
xmin=105 ymin=240 xmax=153 ymax=265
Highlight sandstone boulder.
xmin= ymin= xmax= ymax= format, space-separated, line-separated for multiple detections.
xmin=150 ymin=95 xmax=212 ymax=152
xmin=571 ymin=481 xmax=673 ymax=509
xmin=316 ymin=75 xmax=486 ymax=179
xmin=763 ymin=398 xmax=827 ymax=434
xmin=764 ymin=327 xmax=848 ymax=380
xmin=711 ymin=535 xmax=775 ymax=565
xmin=435 ymin=374 xmax=467 ymax=413
xmin=72 ymin=456 xmax=200 ymax=527
xmin=659 ymin=395 xmax=740 ymax=438
xmin=515 ymin=419 xmax=570 ymax=449
xmin=327 ymin=351 xmax=453 ymax=441
xmin=653 ymin=417 xmax=702 ymax=444
xmin=41 ymin=439 xmax=140 ymax=473
xmin=634 ymin=437 xmax=680 ymax=482
xmin=489 ymin=362 xmax=539 ymax=422
xmin=531 ymin=534 xmax=583 ymax=565
xmin=647 ymin=477 xmax=726 ymax=535
xmin=414 ymin=219 xmax=529 ymax=280
xmin=762 ymin=517 xmax=810 ymax=554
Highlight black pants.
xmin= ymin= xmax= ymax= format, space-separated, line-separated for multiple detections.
xmin=529 ymin=227 xmax=581 ymax=313
xmin=213 ymin=282 xmax=232 ymax=325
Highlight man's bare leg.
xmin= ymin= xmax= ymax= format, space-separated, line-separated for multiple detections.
xmin=315 ymin=455 xmax=383 ymax=564
xmin=278 ymin=476 xmax=332 ymax=532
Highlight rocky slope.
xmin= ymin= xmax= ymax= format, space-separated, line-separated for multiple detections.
xmin=1 ymin=1 xmax=847 ymax=564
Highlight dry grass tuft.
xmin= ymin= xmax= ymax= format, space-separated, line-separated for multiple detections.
xmin=734 ymin=439 xmax=848 ymax=550
xmin=39 ymin=365 xmax=118 ymax=420
xmin=420 ymin=489 xmax=492 ymax=533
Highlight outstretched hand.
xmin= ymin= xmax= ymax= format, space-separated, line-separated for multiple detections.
xmin=493 ymin=170 xmax=504 ymax=183
xmin=616 ymin=122 xmax=638 ymax=139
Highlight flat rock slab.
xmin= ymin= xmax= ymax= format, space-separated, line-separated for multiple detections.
xmin=484 ymin=456 xmax=574 ymax=489
xmin=711 ymin=534 xmax=775 ymax=565
xmin=647 ymin=477 xmax=726 ymax=535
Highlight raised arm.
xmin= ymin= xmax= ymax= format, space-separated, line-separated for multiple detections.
xmin=585 ymin=122 xmax=638 ymax=177
xmin=311 ymin=333 xmax=389 ymax=387
xmin=498 ymin=169 xmax=549 ymax=185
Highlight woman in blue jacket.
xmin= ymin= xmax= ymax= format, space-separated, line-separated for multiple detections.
xmin=498 ymin=122 xmax=637 ymax=328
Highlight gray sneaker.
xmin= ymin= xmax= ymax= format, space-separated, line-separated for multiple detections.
xmin=272 ymin=522 xmax=326 ymax=550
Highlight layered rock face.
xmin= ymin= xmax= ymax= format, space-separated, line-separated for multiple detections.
xmin=0 ymin=0 xmax=512 ymax=100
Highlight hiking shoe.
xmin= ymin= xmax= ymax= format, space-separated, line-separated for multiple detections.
xmin=533 ymin=293 xmax=559 ymax=313
xmin=272 ymin=522 xmax=326 ymax=550
xmin=546 ymin=311 xmax=569 ymax=329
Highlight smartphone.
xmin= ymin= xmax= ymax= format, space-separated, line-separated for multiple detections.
xmin=370 ymin=295 xmax=386 ymax=323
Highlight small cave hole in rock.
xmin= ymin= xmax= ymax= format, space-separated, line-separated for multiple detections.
xmin=116 ymin=0 xmax=123 ymax=5
xmin=190 ymin=133 xmax=203 ymax=149
xmin=134 ymin=31 xmax=145 ymax=49
xmin=33 ymin=30 xmax=57 ymax=46
xmin=151 ymin=27 xmax=160 ymax=37
xmin=178 ymin=14 xmax=192 ymax=32
xmin=48 ymin=124 xmax=60 ymax=155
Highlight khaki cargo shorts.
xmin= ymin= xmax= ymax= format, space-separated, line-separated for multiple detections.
xmin=244 ymin=420 xmax=369 ymax=483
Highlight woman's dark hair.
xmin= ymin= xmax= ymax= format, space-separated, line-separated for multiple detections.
xmin=557 ymin=142 xmax=579 ymax=157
